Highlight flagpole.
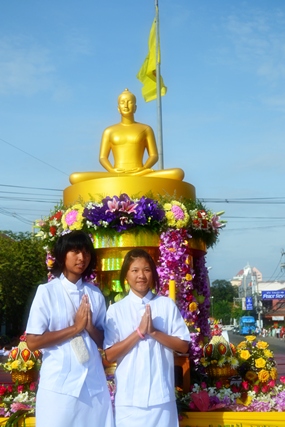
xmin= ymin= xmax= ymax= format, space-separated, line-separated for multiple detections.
xmin=155 ymin=0 xmax=164 ymax=169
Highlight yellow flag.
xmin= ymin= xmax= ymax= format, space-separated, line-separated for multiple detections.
xmin=137 ymin=19 xmax=167 ymax=102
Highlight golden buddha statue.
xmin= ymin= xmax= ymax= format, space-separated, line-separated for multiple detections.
xmin=69 ymin=89 xmax=184 ymax=184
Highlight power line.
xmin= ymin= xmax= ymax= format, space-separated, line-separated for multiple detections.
xmin=0 ymin=137 xmax=69 ymax=177
xmin=0 ymin=184 xmax=62 ymax=192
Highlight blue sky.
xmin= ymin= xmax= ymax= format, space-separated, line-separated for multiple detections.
xmin=1 ymin=0 xmax=285 ymax=283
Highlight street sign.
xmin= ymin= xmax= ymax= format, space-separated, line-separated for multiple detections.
xmin=246 ymin=296 xmax=253 ymax=310
xmin=262 ymin=290 xmax=285 ymax=300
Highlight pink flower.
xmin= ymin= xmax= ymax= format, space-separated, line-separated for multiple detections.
xmin=11 ymin=402 xmax=31 ymax=413
xmin=231 ymin=385 xmax=240 ymax=393
xmin=0 ymin=385 xmax=7 ymax=396
xmin=200 ymin=382 xmax=207 ymax=389
xmin=106 ymin=198 xmax=120 ymax=212
xmin=268 ymin=379 xmax=275 ymax=388
xmin=65 ymin=210 xmax=78 ymax=226
xmin=171 ymin=205 xmax=185 ymax=220
xmin=241 ymin=381 xmax=249 ymax=391
xmin=120 ymin=200 xmax=138 ymax=213
xmin=253 ymin=385 xmax=260 ymax=393
xmin=17 ymin=385 xmax=24 ymax=393
xmin=29 ymin=382 xmax=37 ymax=391
xmin=261 ymin=384 xmax=269 ymax=393
xmin=280 ymin=376 xmax=285 ymax=384
xmin=215 ymin=381 xmax=223 ymax=389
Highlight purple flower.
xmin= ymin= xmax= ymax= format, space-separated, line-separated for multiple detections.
xmin=83 ymin=195 xmax=165 ymax=232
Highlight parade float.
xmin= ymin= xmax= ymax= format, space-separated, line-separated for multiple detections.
xmin=1 ymin=89 xmax=284 ymax=426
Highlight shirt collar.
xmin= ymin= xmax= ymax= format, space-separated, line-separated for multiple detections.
xmin=129 ymin=289 xmax=154 ymax=304
xmin=60 ymin=273 xmax=83 ymax=289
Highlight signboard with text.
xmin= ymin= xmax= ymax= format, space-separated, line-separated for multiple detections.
xmin=245 ymin=296 xmax=253 ymax=310
xmin=262 ymin=290 xmax=285 ymax=300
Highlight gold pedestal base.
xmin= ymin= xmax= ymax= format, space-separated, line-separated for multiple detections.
xmin=63 ymin=176 xmax=196 ymax=205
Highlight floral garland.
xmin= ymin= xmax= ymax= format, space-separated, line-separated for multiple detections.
xmin=155 ymin=229 xmax=211 ymax=360
xmin=35 ymin=194 xmax=225 ymax=252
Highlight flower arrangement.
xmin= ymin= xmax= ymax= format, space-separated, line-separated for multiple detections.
xmin=0 ymin=382 xmax=37 ymax=420
xmin=1 ymin=333 xmax=42 ymax=376
xmin=236 ymin=335 xmax=277 ymax=393
xmin=34 ymin=194 xmax=225 ymax=252
xmin=176 ymin=376 xmax=285 ymax=414
xmin=201 ymin=335 xmax=239 ymax=380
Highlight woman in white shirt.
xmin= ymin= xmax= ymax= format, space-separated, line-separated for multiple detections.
xmin=26 ymin=230 xmax=114 ymax=427
xmin=104 ymin=248 xmax=190 ymax=427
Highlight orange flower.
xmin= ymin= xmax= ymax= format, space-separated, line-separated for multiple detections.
xmin=270 ymin=368 xmax=278 ymax=380
xmin=258 ymin=369 xmax=270 ymax=383
xmin=189 ymin=302 xmax=197 ymax=312
xmin=245 ymin=370 xmax=258 ymax=383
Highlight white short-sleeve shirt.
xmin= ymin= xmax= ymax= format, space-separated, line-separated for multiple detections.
xmin=26 ymin=276 xmax=107 ymax=398
xmin=104 ymin=290 xmax=190 ymax=408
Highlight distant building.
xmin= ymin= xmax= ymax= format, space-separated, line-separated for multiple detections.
xmin=231 ymin=263 xmax=262 ymax=298
xmin=231 ymin=263 xmax=285 ymax=325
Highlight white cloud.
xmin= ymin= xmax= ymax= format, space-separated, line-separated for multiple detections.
xmin=0 ymin=36 xmax=56 ymax=96
xmin=224 ymin=8 xmax=285 ymax=83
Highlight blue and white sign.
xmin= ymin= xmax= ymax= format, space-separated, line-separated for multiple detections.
xmin=246 ymin=296 xmax=253 ymax=310
xmin=262 ymin=290 xmax=285 ymax=300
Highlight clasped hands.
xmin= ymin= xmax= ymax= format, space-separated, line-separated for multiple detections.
xmin=138 ymin=304 xmax=156 ymax=337
xmin=74 ymin=294 xmax=93 ymax=336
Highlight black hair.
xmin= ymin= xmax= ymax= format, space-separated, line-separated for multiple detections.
xmin=51 ymin=230 xmax=96 ymax=278
xmin=120 ymin=248 xmax=159 ymax=290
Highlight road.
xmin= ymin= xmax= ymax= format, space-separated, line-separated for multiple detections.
xmin=228 ymin=331 xmax=285 ymax=379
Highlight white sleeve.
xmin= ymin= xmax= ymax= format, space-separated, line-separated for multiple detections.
xmin=103 ymin=305 xmax=121 ymax=350
xmin=26 ymin=285 xmax=50 ymax=335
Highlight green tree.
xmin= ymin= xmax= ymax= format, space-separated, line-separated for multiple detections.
xmin=211 ymin=279 xmax=238 ymax=302
xmin=210 ymin=280 xmax=238 ymax=324
xmin=0 ymin=231 xmax=47 ymax=337
xmin=213 ymin=300 xmax=232 ymax=325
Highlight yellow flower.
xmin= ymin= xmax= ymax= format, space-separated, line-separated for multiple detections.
xmin=264 ymin=349 xmax=273 ymax=358
xmin=256 ymin=341 xmax=268 ymax=349
xmin=185 ymin=273 xmax=192 ymax=281
xmin=255 ymin=357 xmax=266 ymax=369
xmin=245 ymin=335 xmax=256 ymax=341
xmin=62 ymin=204 xmax=84 ymax=230
xmin=236 ymin=395 xmax=252 ymax=407
xmin=270 ymin=368 xmax=278 ymax=380
xmin=239 ymin=350 xmax=251 ymax=360
xmin=237 ymin=341 xmax=247 ymax=349
xmin=189 ymin=302 xmax=197 ymax=312
xmin=11 ymin=360 xmax=21 ymax=370
xmin=200 ymin=357 xmax=208 ymax=367
xmin=258 ymin=369 xmax=270 ymax=383
xmin=26 ymin=360 xmax=35 ymax=370
xmin=163 ymin=201 xmax=189 ymax=229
